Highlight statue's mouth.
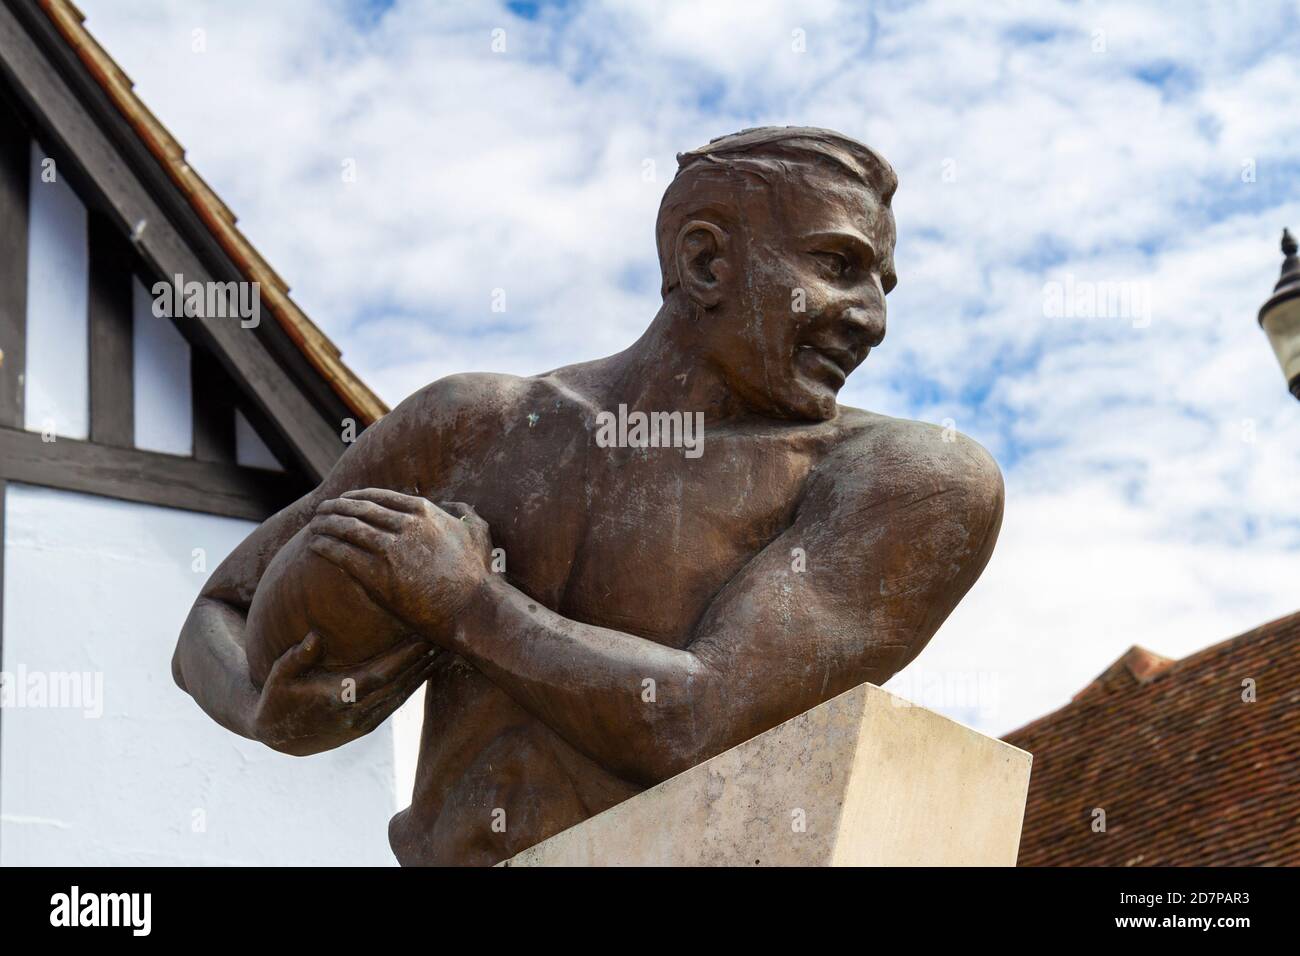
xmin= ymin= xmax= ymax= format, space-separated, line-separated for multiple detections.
xmin=797 ymin=345 xmax=857 ymax=385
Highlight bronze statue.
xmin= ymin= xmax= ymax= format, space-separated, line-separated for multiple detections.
xmin=172 ymin=127 xmax=1004 ymax=866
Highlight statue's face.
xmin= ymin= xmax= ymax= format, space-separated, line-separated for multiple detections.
xmin=713 ymin=172 xmax=896 ymax=421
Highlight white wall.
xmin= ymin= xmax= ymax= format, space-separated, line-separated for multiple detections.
xmin=0 ymin=484 xmax=400 ymax=865
xmin=23 ymin=143 xmax=88 ymax=440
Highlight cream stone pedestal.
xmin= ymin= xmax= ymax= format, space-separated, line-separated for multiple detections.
xmin=503 ymin=682 xmax=1031 ymax=866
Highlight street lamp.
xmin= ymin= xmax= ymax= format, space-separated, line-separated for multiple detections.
xmin=1259 ymin=228 xmax=1300 ymax=401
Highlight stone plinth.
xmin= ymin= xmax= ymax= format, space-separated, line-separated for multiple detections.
xmin=503 ymin=682 xmax=1031 ymax=866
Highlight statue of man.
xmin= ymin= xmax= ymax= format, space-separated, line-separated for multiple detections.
xmin=172 ymin=127 xmax=1003 ymax=866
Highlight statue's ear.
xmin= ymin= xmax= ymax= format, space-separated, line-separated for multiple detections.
xmin=674 ymin=219 xmax=731 ymax=309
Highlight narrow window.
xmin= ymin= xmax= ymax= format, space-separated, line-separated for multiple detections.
xmin=132 ymin=277 xmax=193 ymax=455
xmin=24 ymin=144 xmax=88 ymax=439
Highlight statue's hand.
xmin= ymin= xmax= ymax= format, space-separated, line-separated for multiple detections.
xmin=253 ymin=632 xmax=440 ymax=756
xmin=306 ymin=489 xmax=494 ymax=644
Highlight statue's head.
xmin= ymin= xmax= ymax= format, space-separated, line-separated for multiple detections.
xmin=655 ymin=127 xmax=897 ymax=421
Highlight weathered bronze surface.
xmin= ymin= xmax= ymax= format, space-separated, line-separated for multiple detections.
xmin=173 ymin=127 xmax=1004 ymax=866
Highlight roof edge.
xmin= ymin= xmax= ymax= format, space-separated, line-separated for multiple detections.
xmin=1003 ymin=607 xmax=1300 ymax=742
xmin=39 ymin=0 xmax=389 ymax=426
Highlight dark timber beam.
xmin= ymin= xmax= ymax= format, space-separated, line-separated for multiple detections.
xmin=0 ymin=1 xmax=345 ymax=481
xmin=88 ymin=210 xmax=134 ymax=447
xmin=0 ymin=425 xmax=306 ymax=522
xmin=192 ymin=346 xmax=236 ymax=463
xmin=0 ymin=89 xmax=28 ymax=430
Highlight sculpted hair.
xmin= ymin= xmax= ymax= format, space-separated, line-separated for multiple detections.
xmin=655 ymin=126 xmax=898 ymax=298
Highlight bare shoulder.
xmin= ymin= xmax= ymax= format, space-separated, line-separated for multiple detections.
xmin=811 ymin=407 xmax=1005 ymax=534
xmin=388 ymin=371 xmax=536 ymax=430
xmin=392 ymin=368 xmax=599 ymax=428
xmin=317 ymin=371 xmax=537 ymax=494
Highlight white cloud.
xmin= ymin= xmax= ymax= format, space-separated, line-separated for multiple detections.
xmin=79 ymin=0 xmax=1300 ymax=734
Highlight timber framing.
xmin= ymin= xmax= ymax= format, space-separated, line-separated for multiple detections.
xmin=191 ymin=347 xmax=237 ymax=464
xmin=0 ymin=0 xmax=350 ymax=481
xmin=0 ymin=86 xmax=28 ymax=430
xmin=34 ymin=0 xmax=387 ymax=427
xmin=0 ymin=424 xmax=307 ymax=521
xmin=88 ymin=209 xmax=134 ymax=447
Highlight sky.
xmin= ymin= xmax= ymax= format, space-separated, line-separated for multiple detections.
xmin=77 ymin=0 xmax=1300 ymax=735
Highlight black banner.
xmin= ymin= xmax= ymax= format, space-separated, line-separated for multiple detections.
xmin=0 ymin=865 xmax=1282 ymax=941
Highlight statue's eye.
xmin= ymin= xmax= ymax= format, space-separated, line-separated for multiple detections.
xmin=812 ymin=251 xmax=850 ymax=278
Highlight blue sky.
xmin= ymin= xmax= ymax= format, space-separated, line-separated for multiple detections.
xmin=81 ymin=0 xmax=1300 ymax=733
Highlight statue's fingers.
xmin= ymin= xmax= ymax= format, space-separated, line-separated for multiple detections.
xmin=354 ymin=641 xmax=437 ymax=697
xmin=308 ymin=535 xmax=381 ymax=588
xmin=340 ymin=487 xmax=428 ymax=513
xmin=357 ymin=653 xmax=440 ymax=721
xmin=267 ymin=631 xmax=325 ymax=683
xmin=315 ymin=496 xmax=406 ymax=531
xmin=309 ymin=514 xmax=389 ymax=552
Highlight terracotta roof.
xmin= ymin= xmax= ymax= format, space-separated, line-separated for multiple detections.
xmin=1070 ymin=645 xmax=1175 ymax=704
xmin=38 ymin=0 xmax=388 ymax=426
xmin=1004 ymin=610 xmax=1300 ymax=866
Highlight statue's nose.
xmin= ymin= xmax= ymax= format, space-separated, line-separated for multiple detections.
xmin=841 ymin=307 xmax=886 ymax=348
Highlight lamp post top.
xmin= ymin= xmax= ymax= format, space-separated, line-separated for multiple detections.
xmin=1276 ymin=228 xmax=1300 ymax=294
xmin=1260 ymin=228 xmax=1300 ymax=325
xmin=1259 ymin=228 xmax=1300 ymax=401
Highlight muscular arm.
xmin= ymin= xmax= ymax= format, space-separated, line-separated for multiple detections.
xmin=174 ymin=487 xmax=322 ymax=740
xmin=448 ymin=428 xmax=1003 ymax=785
xmin=174 ymin=595 xmax=266 ymax=738
xmin=171 ymin=376 xmax=473 ymax=748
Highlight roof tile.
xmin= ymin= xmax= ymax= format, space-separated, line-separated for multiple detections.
xmin=1005 ymin=610 xmax=1300 ymax=865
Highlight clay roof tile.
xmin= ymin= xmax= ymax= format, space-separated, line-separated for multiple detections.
xmin=1005 ymin=609 xmax=1300 ymax=865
